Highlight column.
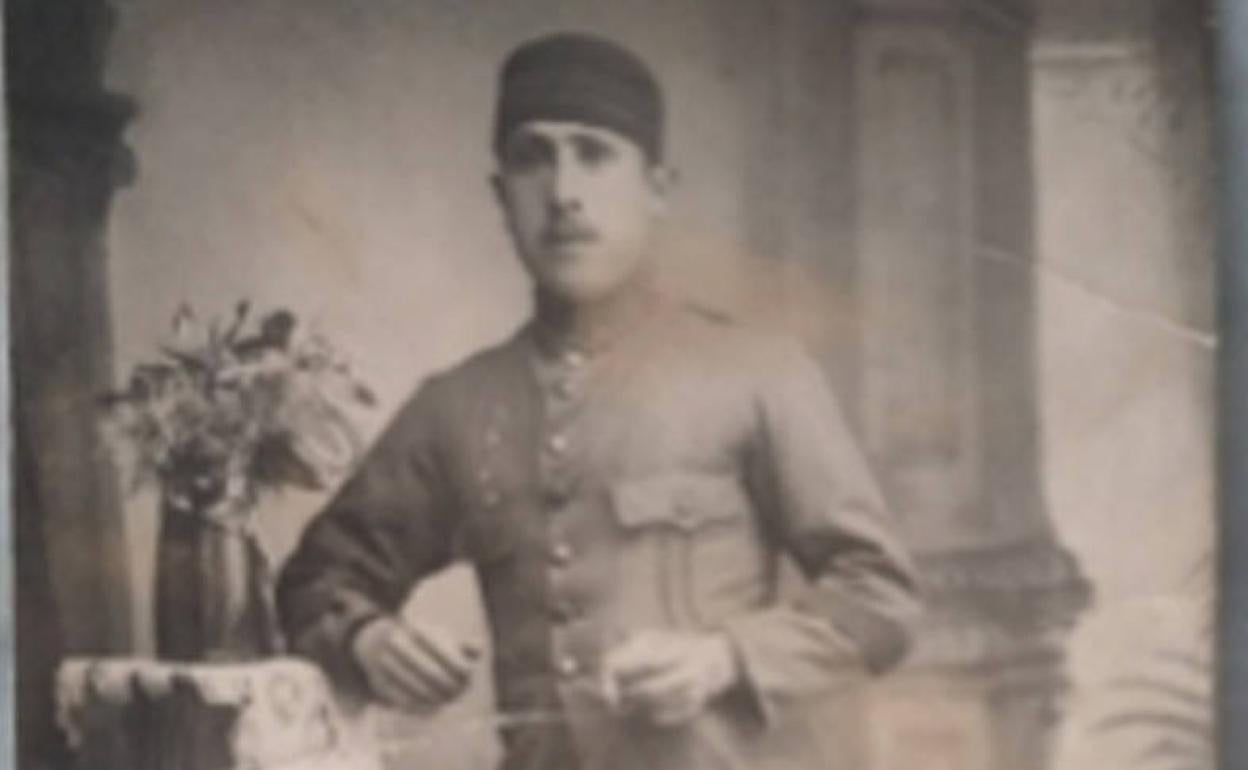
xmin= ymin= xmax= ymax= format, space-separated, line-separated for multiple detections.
xmin=847 ymin=2 xmax=1090 ymax=769
xmin=8 ymin=0 xmax=136 ymax=764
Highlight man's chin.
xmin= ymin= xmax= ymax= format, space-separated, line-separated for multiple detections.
xmin=534 ymin=273 xmax=624 ymax=305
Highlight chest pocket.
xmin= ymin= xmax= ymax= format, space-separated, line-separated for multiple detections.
xmin=610 ymin=472 xmax=770 ymax=627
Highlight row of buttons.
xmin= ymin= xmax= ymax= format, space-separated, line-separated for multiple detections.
xmin=539 ymin=349 xmax=578 ymax=512
xmin=537 ymin=347 xmax=589 ymax=682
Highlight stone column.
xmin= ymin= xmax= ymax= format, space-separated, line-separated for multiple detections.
xmin=8 ymin=0 xmax=136 ymax=764
xmin=845 ymin=2 xmax=1090 ymax=769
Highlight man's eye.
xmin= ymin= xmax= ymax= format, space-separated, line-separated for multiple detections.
xmin=504 ymin=139 xmax=552 ymax=171
xmin=575 ymin=138 xmax=616 ymax=167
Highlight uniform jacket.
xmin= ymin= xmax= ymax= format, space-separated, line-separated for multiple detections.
xmin=277 ymin=292 xmax=920 ymax=770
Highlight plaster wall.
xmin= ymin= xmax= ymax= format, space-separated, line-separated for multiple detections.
xmin=1032 ymin=7 xmax=1216 ymax=767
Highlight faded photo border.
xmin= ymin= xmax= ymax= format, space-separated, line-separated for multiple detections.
xmin=0 ymin=2 xmax=1242 ymax=769
xmin=1218 ymin=0 xmax=1248 ymax=767
xmin=2 ymin=3 xmax=14 ymax=768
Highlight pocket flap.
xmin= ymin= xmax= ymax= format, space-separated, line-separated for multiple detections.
xmin=611 ymin=473 xmax=750 ymax=532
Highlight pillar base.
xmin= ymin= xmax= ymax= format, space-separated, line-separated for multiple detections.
xmin=868 ymin=539 xmax=1091 ymax=770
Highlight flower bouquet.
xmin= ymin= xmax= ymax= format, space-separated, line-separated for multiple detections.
xmin=101 ymin=302 xmax=374 ymax=661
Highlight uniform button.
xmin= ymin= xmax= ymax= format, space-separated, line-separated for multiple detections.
xmin=563 ymin=351 xmax=587 ymax=368
xmin=549 ymin=599 xmax=579 ymax=622
xmin=547 ymin=434 xmax=568 ymax=454
xmin=555 ymin=655 xmax=581 ymax=677
xmin=544 ymin=482 xmax=571 ymax=508
xmin=549 ymin=542 xmax=574 ymax=565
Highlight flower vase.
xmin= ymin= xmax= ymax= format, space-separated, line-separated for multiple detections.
xmin=154 ymin=491 xmax=282 ymax=661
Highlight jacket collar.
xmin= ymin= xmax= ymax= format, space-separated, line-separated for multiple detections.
xmin=528 ymin=280 xmax=663 ymax=364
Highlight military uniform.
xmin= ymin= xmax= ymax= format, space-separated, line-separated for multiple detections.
xmin=277 ymin=291 xmax=920 ymax=770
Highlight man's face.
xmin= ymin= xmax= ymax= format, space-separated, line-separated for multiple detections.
xmin=493 ymin=121 xmax=670 ymax=303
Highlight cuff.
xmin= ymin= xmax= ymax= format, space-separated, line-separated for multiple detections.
xmin=717 ymin=606 xmax=867 ymax=731
xmin=287 ymin=596 xmax=384 ymax=701
xmin=715 ymin=622 xmax=779 ymax=729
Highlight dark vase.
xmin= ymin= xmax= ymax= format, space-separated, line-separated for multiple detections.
xmin=154 ymin=495 xmax=282 ymax=661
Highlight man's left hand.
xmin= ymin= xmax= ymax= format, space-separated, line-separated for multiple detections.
xmin=601 ymin=629 xmax=740 ymax=726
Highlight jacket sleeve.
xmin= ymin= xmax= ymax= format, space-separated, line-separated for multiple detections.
xmin=720 ymin=337 xmax=921 ymax=725
xmin=276 ymin=379 xmax=458 ymax=696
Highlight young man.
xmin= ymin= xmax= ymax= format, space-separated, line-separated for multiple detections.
xmin=278 ymin=32 xmax=919 ymax=770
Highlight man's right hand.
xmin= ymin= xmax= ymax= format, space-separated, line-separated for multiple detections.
xmin=351 ymin=616 xmax=480 ymax=712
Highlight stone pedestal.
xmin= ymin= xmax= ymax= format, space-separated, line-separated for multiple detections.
xmin=869 ymin=545 xmax=1088 ymax=770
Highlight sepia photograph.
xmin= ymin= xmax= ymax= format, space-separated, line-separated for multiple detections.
xmin=8 ymin=0 xmax=1219 ymax=769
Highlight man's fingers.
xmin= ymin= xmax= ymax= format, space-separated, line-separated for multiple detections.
xmin=624 ymin=666 xmax=690 ymax=703
xmin=369 ymin=654 xmax=442 ymax=710
xmin=601 ymin=631 xmax=732 ymax=726
xmin=603 ymin=630 xmax=738 ymax=723
xmin=649 ymin=696 xmax=702 ymax=726
xmin=385 ymin=629 xmax=469 ymax=700
xmin=604 ymin=633 xmax=682 ymax=685
xmin=622 ymin=665 xmax=698 ymax=717
xmin=372 ymin=672 xmax=434 ymax=711
xmin=409 ymin=622 xmax=478 ymax=678
xmin=353 ymin=617 xmax=479 ymax=711
xmin=626 ymin=669 xmax=704 ymax=726
xmin=355 ymin=619 xmax=428 ymax=708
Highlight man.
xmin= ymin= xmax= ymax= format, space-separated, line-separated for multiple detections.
xmin=278 ymin=32 xmax=920 ymax=770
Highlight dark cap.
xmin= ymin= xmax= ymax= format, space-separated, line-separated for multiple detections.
xmin=493 ymin=33 xmax=664 ymax=162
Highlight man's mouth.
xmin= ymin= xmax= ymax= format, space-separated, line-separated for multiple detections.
xmin=544 ymin=223 xmax=597 ymax=247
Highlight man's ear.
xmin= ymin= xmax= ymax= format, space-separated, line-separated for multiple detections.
xmin=490 ymin=172 xmax=519 ymax=237
xmin=646 ymin=163 xmax=677 ymax=214
xmin=489 ymin=172 xmax=506 ymax=207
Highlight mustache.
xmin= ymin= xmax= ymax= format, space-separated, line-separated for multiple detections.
xmin=543 ymin=216 xmax=598 ymax=244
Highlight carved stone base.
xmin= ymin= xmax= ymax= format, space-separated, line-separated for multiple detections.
xmin=866 ymin=540 xmax=1091 ymax=770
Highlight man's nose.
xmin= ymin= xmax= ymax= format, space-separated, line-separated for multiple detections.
xmin=550 ymin=154 xmax=585 ymax=211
